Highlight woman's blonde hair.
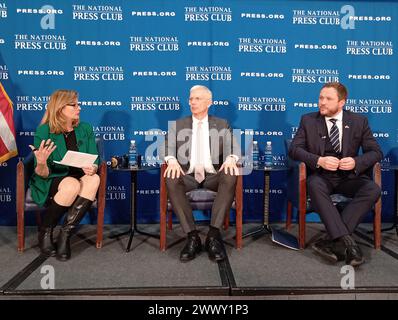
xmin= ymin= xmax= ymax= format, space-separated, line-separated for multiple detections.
xmin=41 ymin=89 xmax=79 ymax=134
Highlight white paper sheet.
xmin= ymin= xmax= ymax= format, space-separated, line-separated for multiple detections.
xmin=53 ymin=151 xmax=98 ymax=168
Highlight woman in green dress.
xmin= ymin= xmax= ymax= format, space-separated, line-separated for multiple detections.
xmin=29 ymin=89 xmax=100 ymax=261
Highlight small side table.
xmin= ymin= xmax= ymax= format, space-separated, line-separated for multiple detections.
xmin=242 ymin=165 xmax=288 ymax=239
xmin=110 ymin=166 xmax=160 ymax=252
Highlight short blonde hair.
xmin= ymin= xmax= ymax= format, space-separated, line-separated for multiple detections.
xmin=41 ymin=89 xmax=79 ymax=134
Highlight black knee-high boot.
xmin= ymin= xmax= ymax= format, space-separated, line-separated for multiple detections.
xmin=39 ymin=200 xmax=68 ymax=256
xmin=56 ymin=196 xmax=93 ymax=261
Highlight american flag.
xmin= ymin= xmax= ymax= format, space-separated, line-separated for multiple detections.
xmin=0 ymin=82 xmax=17 ymax=162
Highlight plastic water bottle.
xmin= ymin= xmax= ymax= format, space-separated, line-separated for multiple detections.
xmin=264 ymin=141 xmax=273 ymax=168
xmin=128 ymin=140 xmax=138 ymax=168
xmin=252 ymin=141 xmax=259 ymax=169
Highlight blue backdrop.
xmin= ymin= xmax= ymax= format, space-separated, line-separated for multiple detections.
xmin=0 ymin=0 xmax=396 ymax=226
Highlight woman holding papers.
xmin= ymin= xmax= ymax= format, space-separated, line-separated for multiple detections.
xmin=29 ymin=89 xmax=100 ymax=261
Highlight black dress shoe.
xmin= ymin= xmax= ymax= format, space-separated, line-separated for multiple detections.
xmin=180 ymin=236 xmax=202 ymax=262
xmin=205 ymin=236 xmax=226 ymax=262
xmin=312 ymin=239 xmax=338 ymax=263
xmin=331 ymin=240 xmax=347 ymax=262
xmin=341 ymin=235 xmax=365 ymax=267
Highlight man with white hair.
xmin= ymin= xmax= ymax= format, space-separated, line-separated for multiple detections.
xmin=164 ymin=85 xmax=240 ymax=262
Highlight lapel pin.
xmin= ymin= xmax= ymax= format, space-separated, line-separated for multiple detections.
xmin=321 ymin=136 xmax=326 ymax=139
xmin=344 ymin=125 xmax=350 ymax=129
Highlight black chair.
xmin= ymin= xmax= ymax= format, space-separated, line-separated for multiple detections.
xmin=285 ymin=140 xmax=381 ymax=249
xmin=16 ymin=138 xmax=107 ymax=252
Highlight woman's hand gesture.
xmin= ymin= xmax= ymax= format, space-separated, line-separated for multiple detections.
xmin=29 ymin=139 xmax=57 ymax=165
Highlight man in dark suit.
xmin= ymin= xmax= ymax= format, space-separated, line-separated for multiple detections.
xmin=289 ymin=82 xmax=382 ymax=266
xmin=164 ymin=85 xmax=240 ymax=262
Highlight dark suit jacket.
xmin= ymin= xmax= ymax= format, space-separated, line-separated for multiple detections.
xmin=289 ymin=110 xmax=383 ymax=177
xmin=164 ymin=115 xmax=240 ymax=172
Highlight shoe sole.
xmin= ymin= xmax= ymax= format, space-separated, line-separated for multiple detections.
xmin=180 ymin=248 xmax=202 ymax=262
xmin=348 ymin=258 xmax=365 ymax=267
xmin=207 ymin=254 xmax=226 ymax=262
xmin=312 ymin=245 xmax=338 ymax=263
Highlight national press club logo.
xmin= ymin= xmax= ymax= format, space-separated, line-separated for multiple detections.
xmin=129 ymin=36 xmax=179 ymax=52
xmin=185 ymin=66 xmax=232 ymax=81
xmin=93 ymin=126 xmax=125 ymax=141
xmin=346 ymin=40 xmax=393 ymax=56
xmin=0 ymin=186 xmax=12 ymax=203
xmin=16 ymin=95 xmax=49 ymax=112
xmin=237 ymin=97 xmax=286 ymax=112
xmin=72 ymin=4 xmax=123 ymax=21
xmin=292 ymin=8 xmax=341 ymax=25
xmin=238 ymin=38 xmax=287 ymax=54
xmin=0 ymin=2 xmax=7 ymax=18
xmin=131 ymin=96 xmax=180 ymax=112
xmin=106 ymin=185 xmax=126 ymax=201
xmin=184 ymin=6 xmax=232 ymax=22
xmin=0 ymin=65 xmax=8 ymax=80
xmin=292 ymin=68 xmax=339 ymax=83
xmin=14 ymin=34 xmax=67 ymax=50
xmin=292 ymin=6 xmax=391 ymax=29
xmin=73 ymin=66 xmax=124 ymax=81
xmin=345 ymin=98 xmax=392 ymax=114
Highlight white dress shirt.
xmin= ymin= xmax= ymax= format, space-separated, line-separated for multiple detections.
xmin=187 ymin=115 xmax=216 ymax=174
xmin=325 ymin=110 xmax=343 ymax=151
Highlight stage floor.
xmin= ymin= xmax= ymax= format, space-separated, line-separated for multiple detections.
xmin=1 ymin=223 xmax=398 ymax=300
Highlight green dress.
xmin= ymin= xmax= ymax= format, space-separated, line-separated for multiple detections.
xmin=29 ymin=122 xmax=99 ymax=207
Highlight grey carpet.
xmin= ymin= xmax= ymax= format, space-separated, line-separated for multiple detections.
xmin=0 ymin=226 xmax=42 ymax=288
xmin=1 ymin=223 xmax=398 ymax=295
xmin=230 ymin=223 xmax=398 ymax=288
xmin=15 ymin=225 xmax=222 ymax=290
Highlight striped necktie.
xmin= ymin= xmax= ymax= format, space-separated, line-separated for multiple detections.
xmin=329 ymin=118 xmax=340 ymax=154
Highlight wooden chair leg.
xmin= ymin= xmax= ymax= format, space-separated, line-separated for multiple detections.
xmin=17 ymin=206 xmax=24 ymax=253
xmin=160 ymin=208 xmax=166 ymax=251
xmin=160 ymin=165 xmax=167 ymax=251
xmin=96 ymin=205 xmax=105 ymax=249
xmin=96 ymin=161 xmax=107 ymax=249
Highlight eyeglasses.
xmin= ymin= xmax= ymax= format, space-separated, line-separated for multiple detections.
xmin=65 ymin=102 xmax=81 ymax=109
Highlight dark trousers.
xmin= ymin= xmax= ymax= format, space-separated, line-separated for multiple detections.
xmin=307 ymin=172 xmax=381 ymax=240
xmin=165 ymin=171 xmax=237 ymax=234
